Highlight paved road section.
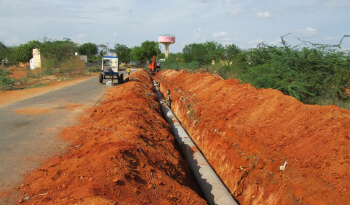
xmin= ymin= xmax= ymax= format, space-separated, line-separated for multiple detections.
xmin=0 ymin=74 xmax=124 ymax=203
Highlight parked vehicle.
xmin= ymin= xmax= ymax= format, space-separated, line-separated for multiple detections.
xmin=99 ymin=56 xmax=124 ymax=84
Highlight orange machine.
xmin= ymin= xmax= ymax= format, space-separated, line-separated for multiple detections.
xmin=148 ymin=55 xmax=156 ymax=72
xmin=148 ymin=55 xmax=160 ymax=75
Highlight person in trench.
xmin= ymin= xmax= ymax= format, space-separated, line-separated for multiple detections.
xmin=167 ymin=89 xmax=172 ymax=108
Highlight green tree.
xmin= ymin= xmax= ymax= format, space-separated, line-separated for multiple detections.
xmin=98 ymin=44 xmax=108 ymax=58
xmin=13 ymin=40 xmax=41 ymax=63
xmin=204 ymin=41 xmax=225 ymax=62
xmin=78 ymin=43 xmax=98 ymax=61
xmin=183 ymin=41 xmax=224 ymax=65
xmin=225 ymin=44 xmax=241 ymax=61
xmin=183 ymin=43 xmax=204 ymax=64
xmin=0 ymin=42 xmax=8 ymax=61
xmin=129 ymin=41 xmax=161 ymax=62
xmin=130 ymin=46 xmax=145 ymax=61
xmin=113 ymin=43 xmax=131 ymax=63
xmin=40 ymin=39 xmax=77 ymax=69
xmin=140 ymin=41 xmax=161 ymax=61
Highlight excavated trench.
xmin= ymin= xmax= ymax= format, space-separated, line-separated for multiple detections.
xmin=11 ymin=69 xmax=350 ymax=204
xmin=155 ymin=70 xmax=350 ymax=205
xmin=15 ymin=70 xmax=207 ymax=204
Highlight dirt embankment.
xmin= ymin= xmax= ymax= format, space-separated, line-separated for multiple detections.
xmin=17 ymin=70 xmax=206 ymax=204
xmin=156 ymin=70 xmax=350 ymax=205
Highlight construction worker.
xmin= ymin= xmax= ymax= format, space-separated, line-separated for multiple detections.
xmin=167 ymin=89 xmax=172 ymax=108
xmin=127 ymin=66 xmax=131 ymax=78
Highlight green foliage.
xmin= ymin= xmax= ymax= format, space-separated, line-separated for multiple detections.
xmin=162 ymin=53 xmax=201 ymax=71
xmin=130 ymin=46 xmax=145 ymax=61
xmin=161 ymin=54 xmax=182 ymax=70
xmin=113 ymin=43 xmax=131 ymax=63
xmin=13 ymin=40 xmax=41 ymax=63
xmin=183 ymin=41 xmax=225 ymax=65
xmin=78 ymin=43 xmax=98 ymax=62
xmin=2 ymin=36 xmax=348 ymax=108
xmin=0 ymin=42 xmax=8 ymax=60
xmin=233 ymin=42 xmax=350 ymax=103
xmin=0 ymin=42 xmax=15 ymax=66
xmin=165 ymin=37 xmax=350 ymax=108
xmin=98 ymin=44 xmax=108 ymax=58
xmin=225 ymin=44 xmax=241 ymax=61
xmin=40 ymin=38 xmax=77 ymax=69
xmin=140 ymin=41 xmax=161 ymax=61
xmin=0 ymin=69 xmax=15 ymax=90
xmin=129 ymin=41 xmax=161 ymax=65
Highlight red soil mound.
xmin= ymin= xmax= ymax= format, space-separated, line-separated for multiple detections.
xmin=17 ymin=70 xmax=206 ymax=204
xmin=156 ymin=70 xmax=350 ymax=205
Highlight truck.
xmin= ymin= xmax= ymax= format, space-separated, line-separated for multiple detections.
xmin=99 ymin=56 xmax=124 ymax=84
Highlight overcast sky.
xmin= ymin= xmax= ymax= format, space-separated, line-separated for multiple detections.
xmin=1 ymin=0 xmax=349 ymax=53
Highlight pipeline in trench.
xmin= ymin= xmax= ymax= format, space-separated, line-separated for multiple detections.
xmin=152 ymin=79 xmax=238 ymax=205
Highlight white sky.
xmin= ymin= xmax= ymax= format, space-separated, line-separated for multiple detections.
xmin=1 ymin=0 xmax=350 ymax=53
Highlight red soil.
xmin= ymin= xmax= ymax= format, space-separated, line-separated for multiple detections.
xmin=156 ymin=70 xmax=350 ymax=205
xmin=17 ymin=71 xmax=206 ymax=204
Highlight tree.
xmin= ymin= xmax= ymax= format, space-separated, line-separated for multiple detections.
xmin=225 ymin=44 xmax=241 ymax=61
xmin=78 ymin=43 xmax=98 ymax=61
xmin=130 ymin=46 xmax=145 ymax=61
xmin=113 ymin=43 xmax=131 ymax=63
xmin=40 ymin=39 xmax=77 ymax=69
xmin=129 ymin=41 xmax=161 ymax=62
xmin=98 ymin=44 xmax=108 ymax=58
xmin=0 ymin=42 xmax=8 ymax=60
xmin=13 ymin=40 xmax=41 ymax=63
xmin=183 ymin=41 xmax=225 ymax=65
xmin=140 ymin=41 xmax=161 ymax=61
xmin=204 ymin=41 xmax=225 ymax=63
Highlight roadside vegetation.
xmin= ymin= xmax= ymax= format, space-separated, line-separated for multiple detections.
xmin=0 ymin=35 xmax=349 ymax=108
xmin=161 ymin=36 xmax=350 ymax=109
xmin=0 ymin=68 xmax=15 ymax=90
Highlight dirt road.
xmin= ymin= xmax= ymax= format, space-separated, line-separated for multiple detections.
xmin=0 ymin=75 xmax=112 ymax=204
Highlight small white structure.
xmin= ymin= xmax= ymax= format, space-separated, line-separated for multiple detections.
xmin=29 ymin=48 xmax=41 ymax=70
xmin=29 ymin=59 xmax=34 ymax=70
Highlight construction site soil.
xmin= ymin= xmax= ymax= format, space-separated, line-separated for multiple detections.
xmin=156 ymin=70 xmax=350 ymax=205
xmin=16 ymin=70 xmax=206 ymax=204
xmin=11 ymin=69 xmax=350 ymax=204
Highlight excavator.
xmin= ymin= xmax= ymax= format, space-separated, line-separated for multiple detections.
xmin=148 ymin=55 xmax=160 ymax=75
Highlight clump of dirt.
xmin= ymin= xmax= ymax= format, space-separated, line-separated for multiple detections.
xmin=156 ymin=70 xmax=350 ymax=205
xmin=17 ymin=70 xmax=206 ymax=204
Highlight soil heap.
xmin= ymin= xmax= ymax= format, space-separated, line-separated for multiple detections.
xmin=17 ymin=70 xmax=206 ymax=204
xmin=156 ymin=70 xmax=350 ymax=205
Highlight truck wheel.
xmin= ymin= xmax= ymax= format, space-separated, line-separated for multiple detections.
xmin=118 ymin=74 xmax=124 ymax=84
xmin=99 ymin=73 xmax=103 ymax=84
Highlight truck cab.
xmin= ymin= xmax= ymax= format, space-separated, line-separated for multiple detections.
xmin=99 ymin=56 xmax=124 ymax=84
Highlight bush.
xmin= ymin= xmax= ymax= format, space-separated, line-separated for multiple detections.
xmin=0 ymin=69 xmax=15 ymax=90
xmin=172 ymin=38 xmax=350 ymax=108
